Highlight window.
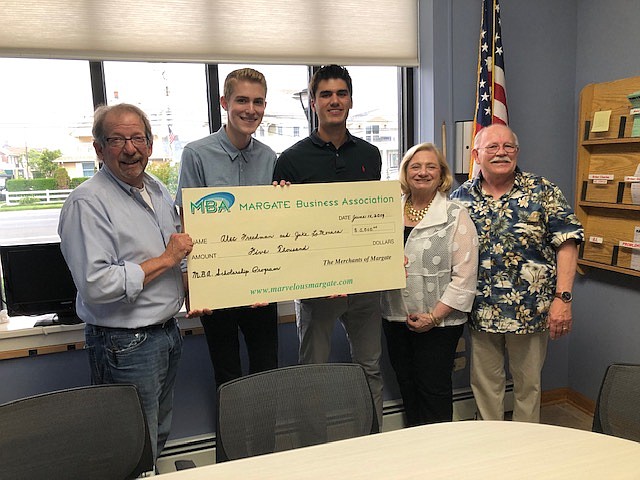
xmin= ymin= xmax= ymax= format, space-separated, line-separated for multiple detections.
xmin=387 ymin=152 xmax=400 ymax=177
xmin=346 ymin=66 xmax=399 ymax=180
xmin=0 ymin=59 xmax=412 ymax=323
xmin=366 ymin=125 xmax=380 ymax=136
xmin=0 ymin=58 xmax=93 ymax=244
xmin=0 ymin=60 xmax=410 ymax=249
xmin=81 ymin=162 xmax=96 ymax=177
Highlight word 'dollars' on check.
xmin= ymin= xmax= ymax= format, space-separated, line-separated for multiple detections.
xmin=182 ymin=181 xmax=406 ymax=310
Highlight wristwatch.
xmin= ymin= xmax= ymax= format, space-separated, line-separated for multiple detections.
xmin=555 ymin=291 xmax=573 ymax=303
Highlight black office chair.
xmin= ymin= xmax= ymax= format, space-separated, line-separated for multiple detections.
xmin=215 ymin=363 xmax=379 ymax=463
xmin=0 ymin=384 xmax=154 ymax=480
xmin=592 ymin=363 xmax=640 ymax=442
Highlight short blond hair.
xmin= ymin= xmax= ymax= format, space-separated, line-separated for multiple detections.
xmin=223 ymin=68 xmax=267 ymax=99
xmin=398 ymin=143 xmax=452 ymax=195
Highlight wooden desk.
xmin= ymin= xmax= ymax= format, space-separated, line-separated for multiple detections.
xmin=0 ymin=315 xmax=202 ymax=360
xmin=160 ymin=421 xmax=640 ymax=479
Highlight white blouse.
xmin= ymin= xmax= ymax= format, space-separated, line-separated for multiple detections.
xmin=381 ymin=191 xmax=479 ymax=326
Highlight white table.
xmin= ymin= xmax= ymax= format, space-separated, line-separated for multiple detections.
xmin=159 ymin=421 xmax=640 ymax=479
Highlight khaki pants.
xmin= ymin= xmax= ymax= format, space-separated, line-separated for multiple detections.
xmin=295 ymin=293 xmax=383 ymax=427
xmin=470 ymin=329 xmax=549 ymax=423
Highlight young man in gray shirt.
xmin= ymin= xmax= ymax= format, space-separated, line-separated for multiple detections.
xmin=176 ymin=68 xmax=278 ymax=388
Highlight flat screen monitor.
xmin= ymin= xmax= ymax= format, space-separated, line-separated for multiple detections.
xmin=0 ymin=242 xmax=81 ymax=325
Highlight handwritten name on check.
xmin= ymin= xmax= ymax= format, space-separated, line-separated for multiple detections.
xmin=182 ymin=181 xmax=406 ymax=310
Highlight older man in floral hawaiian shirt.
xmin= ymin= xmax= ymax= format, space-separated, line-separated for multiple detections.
xmin=451 ymin=124 xmax=583 ymax=423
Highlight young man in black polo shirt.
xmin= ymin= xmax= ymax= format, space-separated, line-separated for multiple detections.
xmin=273 ymin=65 xmax=383 ymax=426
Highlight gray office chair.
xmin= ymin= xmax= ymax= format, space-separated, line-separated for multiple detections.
xmin=215 ymin=363 xmax=379 ymax=463
xmin=592 ymin=363 xmax=640 ymax=442
xmin=0 ymin=384 xmax=154 ymax=480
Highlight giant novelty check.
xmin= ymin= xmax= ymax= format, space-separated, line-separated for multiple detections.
xmin=182 ymin=181 xmax=406 ymax=310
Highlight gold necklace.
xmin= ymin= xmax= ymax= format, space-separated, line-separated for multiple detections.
xmin=405 ymin=197 xmax=433 ymax=222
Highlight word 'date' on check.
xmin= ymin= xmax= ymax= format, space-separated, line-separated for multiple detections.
xmin=182 ymin=181 xmax=406 ymax=310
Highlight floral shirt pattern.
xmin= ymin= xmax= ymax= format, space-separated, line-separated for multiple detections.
xmin=451 ymin=168 xmax=584 ymax=334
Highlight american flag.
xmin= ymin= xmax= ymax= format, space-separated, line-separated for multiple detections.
xmin=168 ymin=125 xmax=176 ymax=145
xmin=470 ymin=0 xmax=509 ymax=177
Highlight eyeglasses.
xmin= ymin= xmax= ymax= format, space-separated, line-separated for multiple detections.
xmin=477 ymin=144 xmax=519 ymax=154
xmin=104 ymin=136 xmax=149 ymax=148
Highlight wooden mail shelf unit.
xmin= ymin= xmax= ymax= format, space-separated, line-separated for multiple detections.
xmin=576 ymin=76 xmax=640 ymax=277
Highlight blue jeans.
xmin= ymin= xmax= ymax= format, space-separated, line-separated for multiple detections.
xmin=85 ymin=319 xmax=182 ymax=462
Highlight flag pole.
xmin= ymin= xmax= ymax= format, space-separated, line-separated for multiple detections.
xmin=441 ymin=121 xmax=447 ymax=163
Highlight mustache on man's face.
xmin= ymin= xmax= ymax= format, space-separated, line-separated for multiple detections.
xmin=489 ymin=156 xmax=512 ymax=164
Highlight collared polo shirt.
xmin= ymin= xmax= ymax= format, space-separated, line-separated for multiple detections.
xmin=273 ymin=129 xmax=381 ymax=184
xmin=175 ymin=126 xmax=277 ymax=206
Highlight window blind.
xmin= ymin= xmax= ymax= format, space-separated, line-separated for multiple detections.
xmin=0 ymin=0 xmax=418 ymax=66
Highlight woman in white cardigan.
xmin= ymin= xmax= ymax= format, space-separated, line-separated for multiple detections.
xmin=382 ymin=143 xmax=478 ymax=426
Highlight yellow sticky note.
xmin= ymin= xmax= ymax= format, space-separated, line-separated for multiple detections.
xmin=591 ymin=110 xmax=612 ymax=132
